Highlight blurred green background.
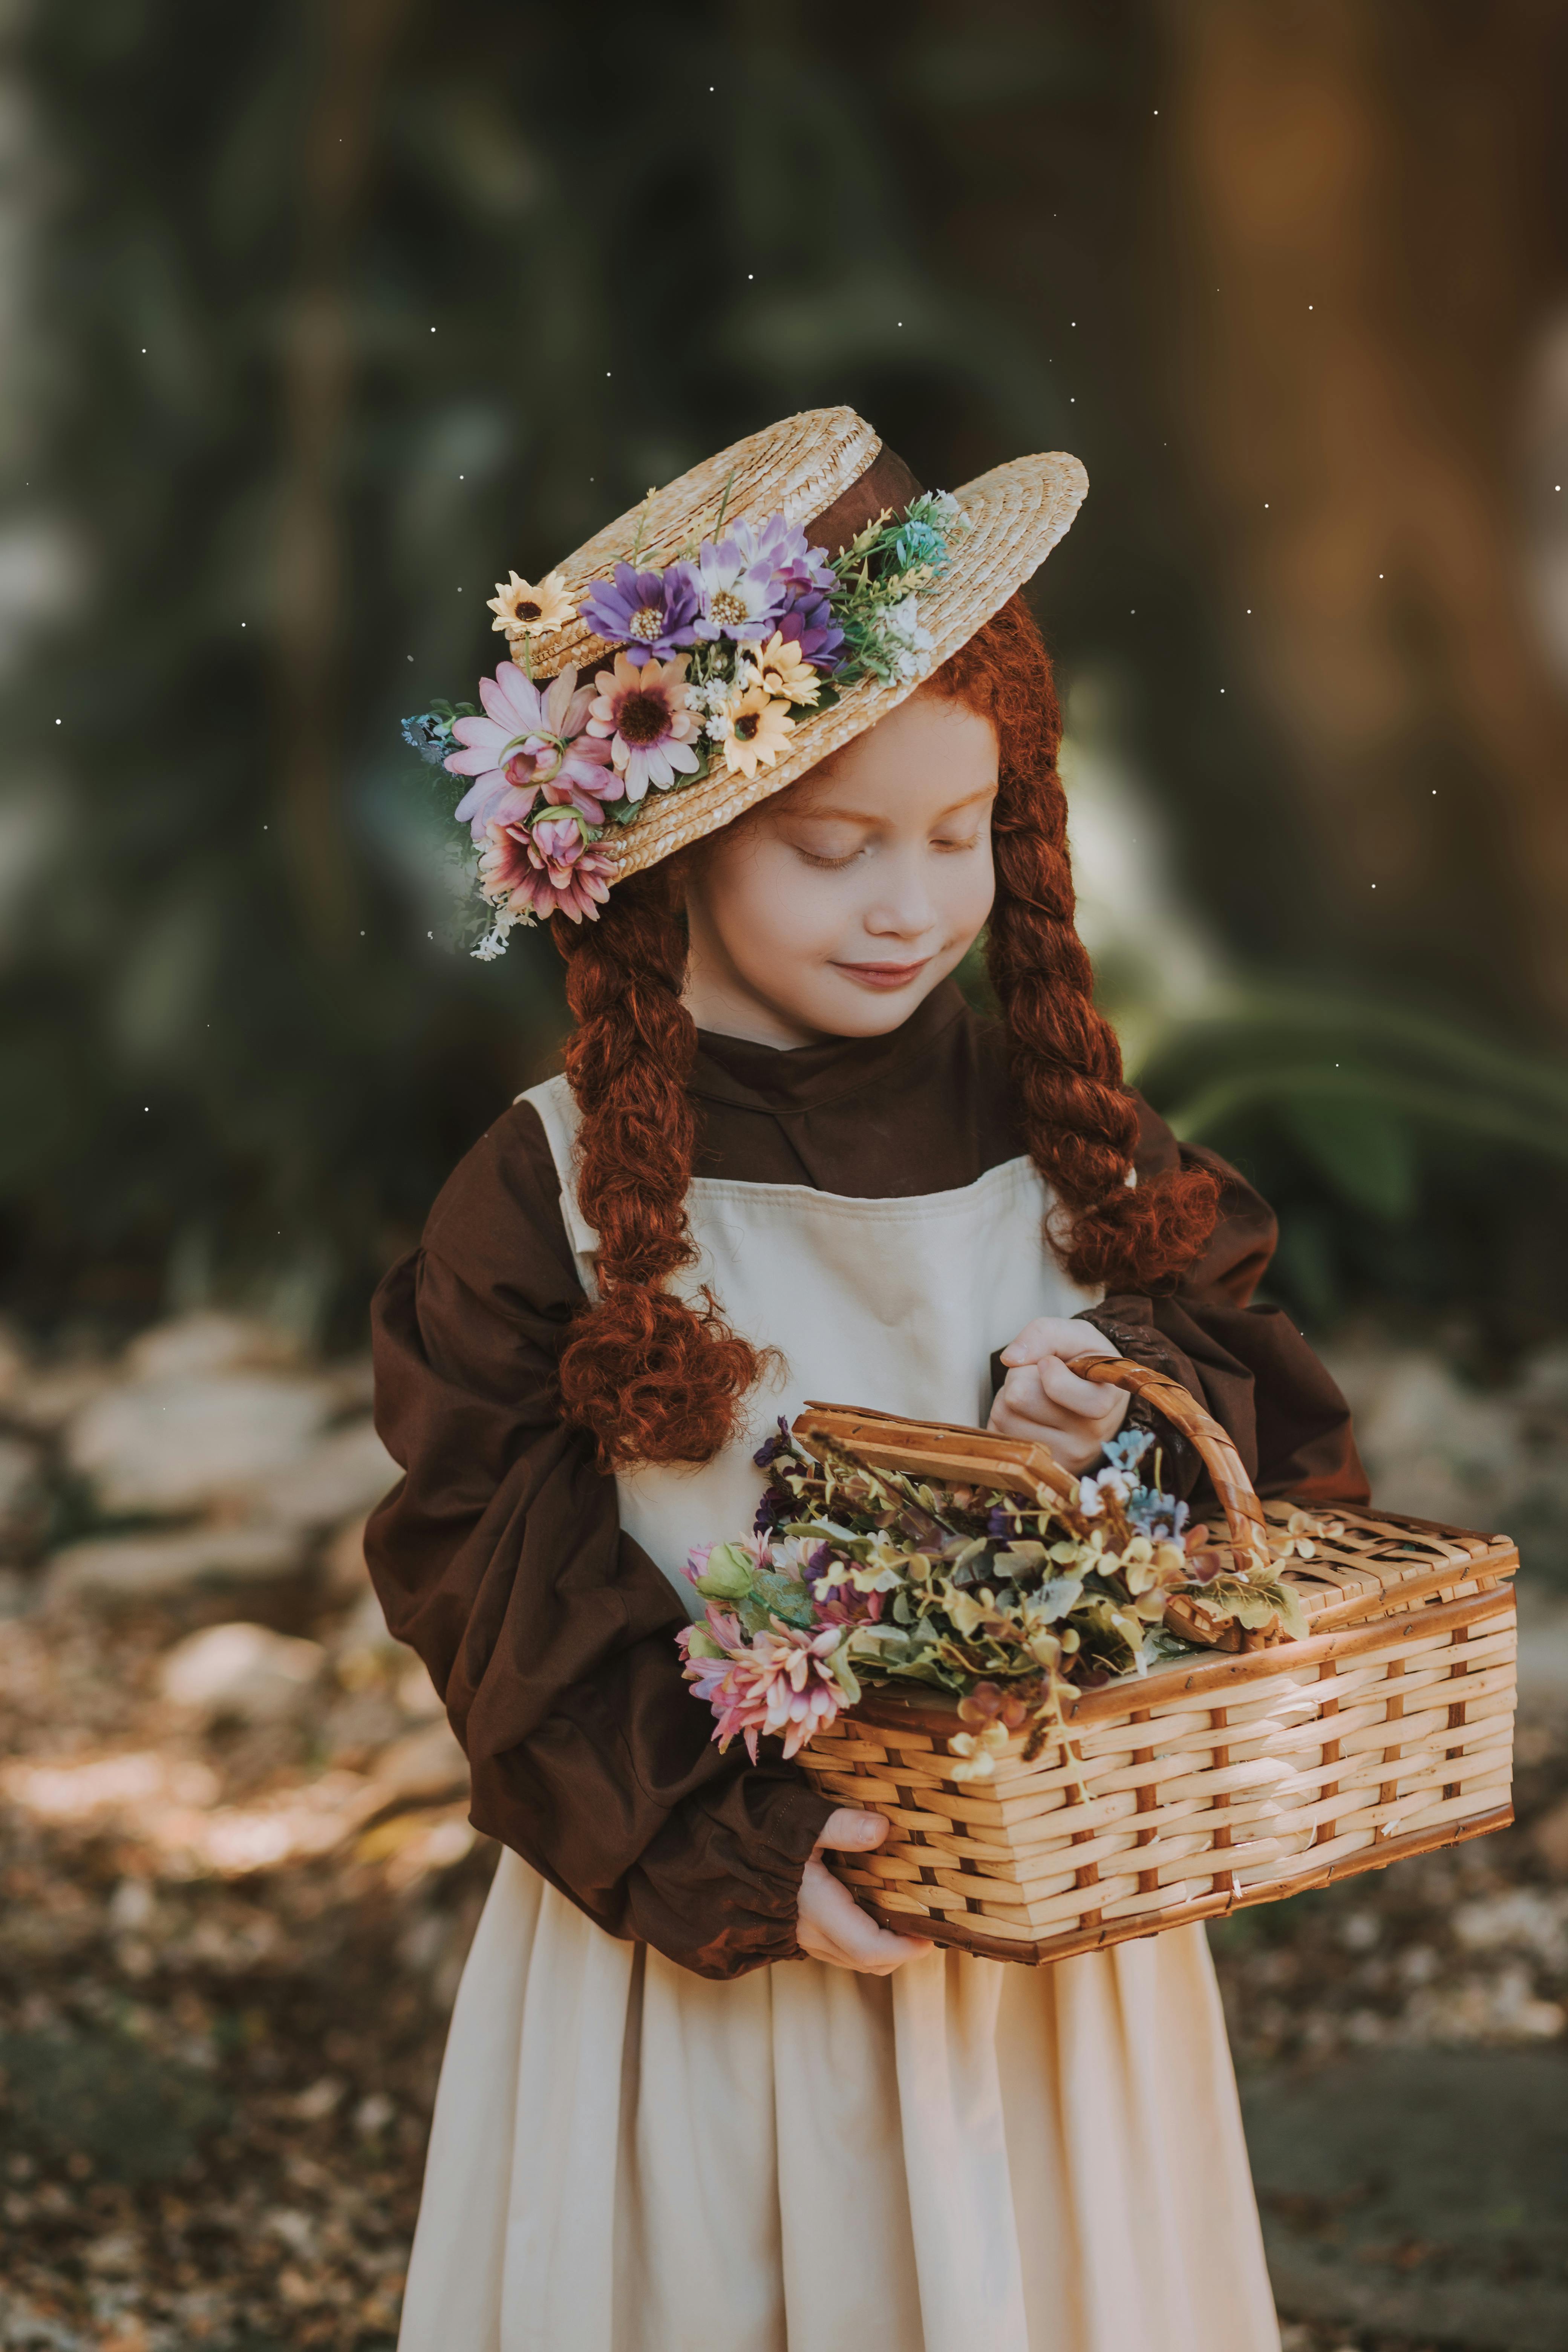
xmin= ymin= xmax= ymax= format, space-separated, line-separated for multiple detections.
xmin=3 ymin=0 xmax=1568 ymax=1354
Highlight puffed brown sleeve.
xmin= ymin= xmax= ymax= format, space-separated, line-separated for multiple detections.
xmin=363 ymin=1099 xmax=833 ymax=1980
xmin=1075 ymin=1095 xmax=1369 ymax=1507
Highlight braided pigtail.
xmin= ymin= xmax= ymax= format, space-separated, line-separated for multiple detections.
xmin=551 ymin=597 xmax=1212 ymax=1472
xmin=939 ymin=599 xmax=1219 ymax=1288
xmin=552 ymin=864 xmax=766 ymax=1471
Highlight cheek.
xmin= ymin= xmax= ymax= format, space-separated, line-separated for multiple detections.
xmin=946 ymin=840 xmax=997 ymax=937
xmin=703 ymin=842 xmax=839 ymax=971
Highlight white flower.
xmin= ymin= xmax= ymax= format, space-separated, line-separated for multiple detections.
xmin=864 ymin=592 xmax=935 ymax=683
xmin=471 ymin=909 xmax=525 ymax=960
xmin=703 ymin=712 xmax=730 ymax=742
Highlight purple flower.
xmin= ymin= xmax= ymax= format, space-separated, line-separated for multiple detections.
xmin=577 ymin=559 xmax=701 ymax=667
xmin=775 ymin=590 xmax=845 ymax=676
xmin=801 ymin=1541 xmax=834 ymax=1589
xmin=445 ymin=663 xmax=617 ymax=839
xmin=753 ymin=1485 xmax=797 ymax=1537
xmin=750 ymin=514 xmax=835 ymax=598
xmin=694 ymin=530 xmax=790 ymax=644
xmin=752 ymin=1417 xmax=793 ymax=1470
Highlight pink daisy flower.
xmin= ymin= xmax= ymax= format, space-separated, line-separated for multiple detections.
xmin=586 ymin=652 xmax=702 ymax=801
xmin=446 ymin=663 xmax=616 ymax=838
xmin=477 ymin=818 xmax=615 ymax=926
xmin=677 ymin=1609 xmax=848 ymax=1762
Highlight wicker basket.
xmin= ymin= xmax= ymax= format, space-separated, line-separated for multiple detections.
xmin=796 ymin=1358 xmax=1518 ymax=1964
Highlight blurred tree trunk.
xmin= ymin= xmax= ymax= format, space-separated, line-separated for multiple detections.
xmin=1160 ymin=0 xmax=1568 ymax=1031
xmin=275 ymin=0 xmax=413 ymax=954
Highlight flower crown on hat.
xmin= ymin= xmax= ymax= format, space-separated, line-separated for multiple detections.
xmin=401 ymin=479 xmax=968 ymax=956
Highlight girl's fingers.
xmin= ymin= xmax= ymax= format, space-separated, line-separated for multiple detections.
xmin=814 ymin=1807 xmax=890 ymax=1854
xmin=999 ymin=1318 xmax=1120 ymax=1370
xmin=997 ymin=1363 xmax=1111 ymax=1433
xmin=988 ymin=1366 xmax=1125 ymax=1469
xmin=1035 ymin=1355 xmax=1122 ymax=1419
xmin=798 ymin=1854 xmax=934 ymax=1974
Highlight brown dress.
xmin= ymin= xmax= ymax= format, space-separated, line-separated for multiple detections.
xmin=367 ymin=979 xmax=1366 ymax=2351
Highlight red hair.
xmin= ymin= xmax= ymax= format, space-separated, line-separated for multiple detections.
xmin=554 ymin=594 xmax=1217 ymax=1472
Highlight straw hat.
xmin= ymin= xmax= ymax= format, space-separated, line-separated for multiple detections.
xmin=509 ymin=408 xmax=1086 ymax=882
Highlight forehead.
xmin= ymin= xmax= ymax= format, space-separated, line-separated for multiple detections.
xmin=786 ymin=692 xmax=998 ymax=816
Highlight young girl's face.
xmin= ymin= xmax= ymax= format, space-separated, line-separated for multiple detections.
xmin=681 ymin=691 xmax=998 ymax=1047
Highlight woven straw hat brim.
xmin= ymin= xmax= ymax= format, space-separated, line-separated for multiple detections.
xmin=504 ymin=407 xmax=1087 ymax=883
xmin=607 ymin=450 xmax=1087 ymax=881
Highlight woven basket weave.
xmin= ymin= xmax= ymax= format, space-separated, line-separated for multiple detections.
xmin=798 ymin=1360 xmax=1517 ymax=1965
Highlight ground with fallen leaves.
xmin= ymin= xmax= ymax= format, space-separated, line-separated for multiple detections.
xmin=0 ymin=1314 xmax=1564 ymax=2350
xmin=0 ymin=1598 xmax=492 ymax=2352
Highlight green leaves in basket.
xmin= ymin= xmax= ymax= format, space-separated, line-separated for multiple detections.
xmin=680 ymin=1420 xmax=1350 ymax=1776
xmin=1174 ymin=1573 xmax=1309 ymax=1640
xmin=741 ymin=1570 xmax=818 ymax=1632
xmin=1034 ymin=1575 xmax=1087 ymax=1622
xmin=1069 ymin=1596 xmax=1148 ymax=1677
xmin=824 ymin=1644 xmax=862 ymax=1705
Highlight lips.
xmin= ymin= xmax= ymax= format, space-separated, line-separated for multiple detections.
xmin=834 ymin=959 xmax=932 ymax=991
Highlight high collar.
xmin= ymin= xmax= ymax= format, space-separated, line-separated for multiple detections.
xmin=690 ymin=978 xmax=971 ymax=1115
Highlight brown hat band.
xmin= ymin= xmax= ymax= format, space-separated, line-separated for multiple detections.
xmin=807 ymin=443 xmax=926 ymax=559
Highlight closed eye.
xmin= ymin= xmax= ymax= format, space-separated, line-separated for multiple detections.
xmin=793 ymin=842 xmax=872 ymax=870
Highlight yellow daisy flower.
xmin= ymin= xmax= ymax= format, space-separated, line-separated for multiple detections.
xmin=721 ymin=687 xmax=796 ymax=779
xmin=487 ymin=570 xmax=577 ymax=643
xmin=755 ymin=632 xmax=821 ymax=706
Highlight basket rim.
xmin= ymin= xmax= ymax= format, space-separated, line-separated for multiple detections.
xmin=840 ymin=1579 xmax=1516 ymax=1741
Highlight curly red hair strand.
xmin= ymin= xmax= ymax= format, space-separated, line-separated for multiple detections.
xmin=553 ymin=593 xmax=1216 ymax=1471
xmin=551 ymin=867 xmax=768 ymax=1473
xmin=942 ymin=597 xmax=1220 ymax=1289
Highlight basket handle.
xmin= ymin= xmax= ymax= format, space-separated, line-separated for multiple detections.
xmin=1063 ymin=1352 xmax=1268 ymax=1560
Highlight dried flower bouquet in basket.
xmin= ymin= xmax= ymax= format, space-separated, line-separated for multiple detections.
xmin=679 ymin=1406 xmax=1314 ymax=1784
xmin=678 ymin=1367 xmax=1517 ymax=1964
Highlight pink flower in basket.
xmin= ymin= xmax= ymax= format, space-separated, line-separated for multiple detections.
xmin=677 ymin=1608 xmax=847 ymax=1762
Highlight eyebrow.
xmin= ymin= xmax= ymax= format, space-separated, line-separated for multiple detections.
xmin=789 ymin=783 xmax=999 ymax=826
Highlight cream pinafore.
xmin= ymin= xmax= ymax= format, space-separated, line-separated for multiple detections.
xmin=397 ymin=1075 xmax=1280 ymax=2352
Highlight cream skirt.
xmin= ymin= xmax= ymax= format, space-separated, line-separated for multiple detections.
xmin=397 ymin=1852 xmax=1280 ymax=2352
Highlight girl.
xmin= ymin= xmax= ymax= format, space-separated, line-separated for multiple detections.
xmin=369 ymin=409 xmax=1366 ymax=2352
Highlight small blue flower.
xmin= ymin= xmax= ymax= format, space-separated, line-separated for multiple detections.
xmin=402 ymin=712 xmax=452 ymax=766
xmin=1103 ymin=1424 xmax=1154 ymax=1475
xmin=893 ymin=518 xmax=943 ymax=570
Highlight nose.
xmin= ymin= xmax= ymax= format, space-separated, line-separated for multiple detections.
xmin=862 ymin=851 xmax=939 ymax=943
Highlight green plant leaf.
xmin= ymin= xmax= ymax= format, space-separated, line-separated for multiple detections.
xmin=1279 ymin=1092 xmax=1416 ymax=1220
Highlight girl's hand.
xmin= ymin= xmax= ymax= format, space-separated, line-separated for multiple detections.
xmin=796 ymin=1809 xmax=934 ymax=1974
xmin=987 ymin=1316 xmax=1129 ymax=1473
